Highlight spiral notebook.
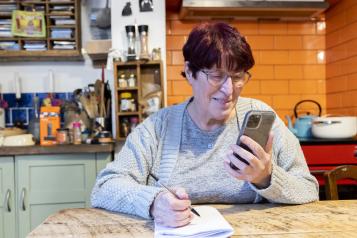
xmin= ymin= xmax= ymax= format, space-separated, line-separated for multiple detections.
xmin=154 ymin=206 xmax=234 ymax=238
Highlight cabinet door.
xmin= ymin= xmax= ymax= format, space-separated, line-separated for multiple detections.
xmin=16 ymin=154 xmax=96 ymax=238
xmin=96 ymin=152 xmax=112 ymax=174
xmin=0 ymin=157 xmax=16 ymax=238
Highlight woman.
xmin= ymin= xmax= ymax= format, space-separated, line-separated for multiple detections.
xmin=91 ymin=22 xmax=318 ymax=228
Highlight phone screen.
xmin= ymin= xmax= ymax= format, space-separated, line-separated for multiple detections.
xmin=230 ymin=110 xmax=276 ymax=170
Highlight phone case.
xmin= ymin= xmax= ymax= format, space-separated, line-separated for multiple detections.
xmin=231 ymin=110 xmax=275 ymax=170
xmin=237 ymin=110 xmax=276 ymax=148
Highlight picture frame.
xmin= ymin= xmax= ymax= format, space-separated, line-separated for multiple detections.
xmin=11 ymin=10 xmax=46 ymax=38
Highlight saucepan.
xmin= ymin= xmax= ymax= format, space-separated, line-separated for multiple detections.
xmin=312 ymin=116 xmax=357 ymax=139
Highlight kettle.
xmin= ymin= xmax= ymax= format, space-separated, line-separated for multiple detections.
xmin=285 ymin=100 xmax=321 ymax=138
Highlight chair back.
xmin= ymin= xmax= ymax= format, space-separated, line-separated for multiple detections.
xmin=324 ymin=165 xmax=357 ymax=200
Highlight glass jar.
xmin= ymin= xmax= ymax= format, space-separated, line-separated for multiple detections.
xmin=127 ymin=73 xmax=136 ymax=87
xmin=56 ymin=128 xmax=69 ymax=144
xmin=118 ymin=73 xmax=128 ymax=88
xmin=120 ymin=92 xmax=135 ymax=112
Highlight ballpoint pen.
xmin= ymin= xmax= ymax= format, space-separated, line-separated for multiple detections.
xmin=149 ymin=173 xmax=200 ymax=217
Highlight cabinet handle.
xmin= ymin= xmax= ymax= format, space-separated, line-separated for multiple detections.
xmin=21 ymin=188 xmax=26 ymax=211
xmin=5 ymin=189 xmax=11 ymax=212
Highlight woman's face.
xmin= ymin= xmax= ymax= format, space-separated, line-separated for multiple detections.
xmin=186 ymin=63 xmax=247 ymax=122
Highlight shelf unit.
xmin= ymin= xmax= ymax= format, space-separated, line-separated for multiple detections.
xmin=113 ymin=60 xmax=164 ymax=140
xmin=0 ymin=0 xmax=81 ymax=61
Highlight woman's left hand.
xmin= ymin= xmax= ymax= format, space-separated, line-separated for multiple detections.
xmin=223 ymin=133 xmax=274 ymax=188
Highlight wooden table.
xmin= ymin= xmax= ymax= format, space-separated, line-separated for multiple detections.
xmin=28 ymin=200 xmax=357 ymax=238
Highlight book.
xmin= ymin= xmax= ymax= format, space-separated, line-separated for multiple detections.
xmin=154 ymin=206 xmax=234 ymax=238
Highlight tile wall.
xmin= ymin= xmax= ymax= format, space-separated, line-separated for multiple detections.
xmin=166 ymin=13 xmax=327 ymax=121
xmin=325 ymin=0 xmax=357 ymax=116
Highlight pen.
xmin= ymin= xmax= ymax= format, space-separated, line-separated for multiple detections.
xmin=149 ymin=173 xmax=200 ymax=217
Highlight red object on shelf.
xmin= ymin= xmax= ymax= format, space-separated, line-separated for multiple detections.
xmin=301 ymin=141 xmax=357 ymax=186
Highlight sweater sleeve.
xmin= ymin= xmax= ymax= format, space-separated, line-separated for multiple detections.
xmin=90 ymin=112 xmax=166 ymax=219
xmin=250 ymin=116 xmax=319 ymax=204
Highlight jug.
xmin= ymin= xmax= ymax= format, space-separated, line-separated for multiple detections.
xmin=285 ymin=100 xmax=321 ymax=138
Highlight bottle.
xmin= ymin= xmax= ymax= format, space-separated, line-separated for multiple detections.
xmin=121 ymin=118 xmax=129 ymax=137
xmin=72 ymin=122 xmax=82 ymax=144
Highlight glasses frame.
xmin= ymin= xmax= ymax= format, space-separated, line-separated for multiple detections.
xmin=200 ymin=70 xmax=251 ymax=88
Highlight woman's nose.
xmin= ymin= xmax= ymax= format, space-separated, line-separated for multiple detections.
xmin=220 ymin=76 xmax=234 ymax=94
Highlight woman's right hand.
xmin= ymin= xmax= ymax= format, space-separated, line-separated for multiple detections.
xmin=150 ymin=188 xmax=193 ymax=227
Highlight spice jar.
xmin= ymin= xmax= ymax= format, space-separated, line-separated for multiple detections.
xmin=127 ymin=73 xmax=136 ymax=87
xmin=118 ymin=73 xmax=128 ymax=88
xmin=120 ymin=92 xmax=136 ymax=112
xmin=56 ymin=128 xmax=69 ymax=144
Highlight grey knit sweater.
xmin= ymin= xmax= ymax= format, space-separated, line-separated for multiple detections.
xmin=91 ymin=97 xmax=319 ymax=219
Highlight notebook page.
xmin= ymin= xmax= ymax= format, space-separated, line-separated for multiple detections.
xmin=155 ymin=206 xmax=234 ymax=238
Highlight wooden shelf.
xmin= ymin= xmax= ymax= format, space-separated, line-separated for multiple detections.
xmin=48 ymin=1 xmax=75 ymax=5
xmin=114 ymin=60 xmax=164 ymax=140
xmin=48 ymin=13 xmax=75 ymax=16
xmin=0 ymin=50 xmax=82 ymax=61
xmin=117 ymin=87 xmax=138 ymax=91
xmin=49 ymin=24 xmax=76 ymax=28
xmin=48 ymin=37 xmax=75 ymax=40
xmin=117 ymin=112 xmax=140 ymax=116
xmin=0 ymin=0 xmax=81 ymax=61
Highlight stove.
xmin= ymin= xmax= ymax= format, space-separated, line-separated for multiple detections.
xmin=300 ymin=137 xmax=357 ymax=186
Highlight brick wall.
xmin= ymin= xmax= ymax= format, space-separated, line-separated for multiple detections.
xmin=166 ymin=12 xmax=326 ymax=121
xmin=325 ymin=0 xmax=357 ymax=115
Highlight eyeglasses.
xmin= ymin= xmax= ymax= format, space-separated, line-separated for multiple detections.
xmin=200 ymin=70 xmax=251 ymax=88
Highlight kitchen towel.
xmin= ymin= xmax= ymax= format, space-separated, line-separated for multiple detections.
xmin=154 ymin=206 xmax=234 ymax=238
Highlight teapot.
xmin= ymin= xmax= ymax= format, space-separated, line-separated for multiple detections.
xmin=285 ymin=100 xmax=321 ymax=138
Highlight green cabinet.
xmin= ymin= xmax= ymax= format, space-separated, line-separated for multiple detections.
xmin=0 ymin=157 xmax=16 ymax=238
xmin=0 ymin=152 xmax=111 ymax=238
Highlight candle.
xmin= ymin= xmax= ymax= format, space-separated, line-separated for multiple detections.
xmin=14 ymin=72 xmax=21 ymax=99
xmin=48 ymin=70 xmax=54 ymax=93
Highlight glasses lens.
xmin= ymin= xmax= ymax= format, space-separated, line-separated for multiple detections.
xmin=232 ymin=72 xmax=250 ymax=87
xmin=202 ymin=70 xmax=251 ymax=87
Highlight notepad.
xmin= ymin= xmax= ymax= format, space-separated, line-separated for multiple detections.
xmin=154 ymin=206 xmax=234 ymax=238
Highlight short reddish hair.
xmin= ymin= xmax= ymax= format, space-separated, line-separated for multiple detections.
xmin=181 ymin=22 xmax=255 ymax=78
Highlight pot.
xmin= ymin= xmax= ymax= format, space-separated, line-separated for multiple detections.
xmin=312 ymin=116 xmax=357 ymax=139
xmin=286 ymin=100 xmax=322 ymax=138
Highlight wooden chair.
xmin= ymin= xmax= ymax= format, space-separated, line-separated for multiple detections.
xmin=324 ymin=165 xmax=357 ymax=200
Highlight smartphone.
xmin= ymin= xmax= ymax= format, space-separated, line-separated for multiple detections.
xmin=230 ymin=110 xmax=276 ymax=170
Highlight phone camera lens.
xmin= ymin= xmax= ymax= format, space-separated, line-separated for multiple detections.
xmin=247 ymin=114 xmax=261 ymax=128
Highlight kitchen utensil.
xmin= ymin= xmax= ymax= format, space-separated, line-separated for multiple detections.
xmin=96 ymin=0 xmax=111 ymax=29
xmin=286 ymin=100 xmax=321 ymax=138
xmin=312 ymin=116 xmax=357 ymax=139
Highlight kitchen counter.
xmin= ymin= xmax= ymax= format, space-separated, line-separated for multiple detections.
xmin=0 ymin=143 xmax=115 ymax=156
xmin=28 ymin=200 xmax=357 ymax=238
xmin=299 ymin=136 xmax=357 ymax=145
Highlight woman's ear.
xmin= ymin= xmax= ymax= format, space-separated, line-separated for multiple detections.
xmin=184 ymin=61 xmax=193 ymax=84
